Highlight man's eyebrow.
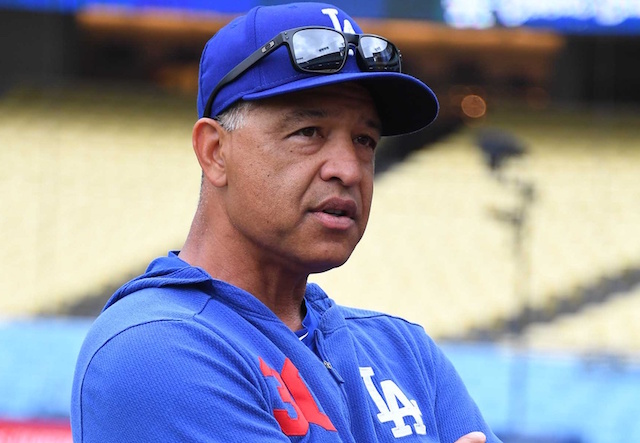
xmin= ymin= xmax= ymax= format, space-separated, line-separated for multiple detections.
xmin=282 ymin=108 xmax=329 ymax=123
xmin=280 ymin=107 xmax=382 ymax=133
xmin=365 ymin=117 xmax=383 ymax=134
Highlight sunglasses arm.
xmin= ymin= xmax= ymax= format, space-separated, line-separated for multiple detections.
xmin=203 ymin=34 xmax=288 ymax=118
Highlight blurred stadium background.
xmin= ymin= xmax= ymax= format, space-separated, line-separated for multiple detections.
xmin=1 ymin=0 xmax=640 ymax=442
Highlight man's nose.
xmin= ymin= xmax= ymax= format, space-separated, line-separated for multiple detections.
xmin=319 ymin=137 xmax=365 ymax=186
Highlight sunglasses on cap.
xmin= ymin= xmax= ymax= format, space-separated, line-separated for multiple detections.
xmin=202 ymin=26 xmax=402 ymax=118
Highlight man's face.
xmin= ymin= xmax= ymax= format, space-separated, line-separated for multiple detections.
xmin=220 ymin=83 xmax=381 ymax=275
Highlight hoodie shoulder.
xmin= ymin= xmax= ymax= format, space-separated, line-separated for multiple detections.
xmin=338 ymin=304 xmax=425 ymax=330
xmin=83 ymin=286 xmax=212 ymax=354
xmin=102 ymin=253 xmax=212 ymax=311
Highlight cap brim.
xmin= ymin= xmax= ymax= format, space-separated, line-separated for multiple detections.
xmin=242 ymin=71 xmax=439 ymax=137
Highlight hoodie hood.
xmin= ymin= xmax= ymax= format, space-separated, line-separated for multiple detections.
xmin=103 ymin=252 xmax=335 ymax=316
xmin=103 ymin=252 xmax=212 ymax=312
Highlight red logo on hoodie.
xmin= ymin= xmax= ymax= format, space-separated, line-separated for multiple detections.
xmin=259 ymin=357 xmax=336 ymax=436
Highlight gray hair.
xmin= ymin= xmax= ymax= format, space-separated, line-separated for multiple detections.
xmin=197 ymin=100 xmax=255 ymax=199
xmin=214 ymin=100 xmax=254 ymax=132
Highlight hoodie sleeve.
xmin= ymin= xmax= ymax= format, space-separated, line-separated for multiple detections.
xmin=71 ymin=318 xmax=290 ymax=443
xmin=421 ymin=332 xmax=502 ymax=443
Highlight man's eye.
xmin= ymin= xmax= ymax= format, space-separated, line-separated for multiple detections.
xmin=355 ymin=135 xmax=378 ymax=150
xmin=295 ymin=127 xmax=319 ymax=138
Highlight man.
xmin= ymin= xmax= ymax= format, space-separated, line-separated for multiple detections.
xmin=71 ymin=3 xmax=501 ymax=442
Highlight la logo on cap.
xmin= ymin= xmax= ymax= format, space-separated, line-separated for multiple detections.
xmin=322 ymin=8 xmax=357 ymax=34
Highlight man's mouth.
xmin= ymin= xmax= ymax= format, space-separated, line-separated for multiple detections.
xmin=311 ymin=198 xmax=358 ymax=230
xmin=322 ymin=208 xmax=348 ymax=217
xmin=314 ymin=197 xmax=357 ymax=220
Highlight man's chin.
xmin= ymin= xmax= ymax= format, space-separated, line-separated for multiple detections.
xmin=306 ymin=255 xmax=352 ymax=275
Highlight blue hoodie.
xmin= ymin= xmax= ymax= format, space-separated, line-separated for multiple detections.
xmin=71 ymin=252 xmax=500 ymax=442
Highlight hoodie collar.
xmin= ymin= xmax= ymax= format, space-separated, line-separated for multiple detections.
xmin=103 ymin=251 xmax=335 ymax=316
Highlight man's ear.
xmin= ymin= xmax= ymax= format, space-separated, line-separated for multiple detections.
xmin=192 ymin=118 xmax=228 ymax=187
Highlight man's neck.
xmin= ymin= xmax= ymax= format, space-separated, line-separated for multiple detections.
xmin=179 ymin=218 xmax=308 ymax=331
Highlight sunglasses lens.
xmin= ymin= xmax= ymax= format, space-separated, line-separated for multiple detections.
xmin=292 ymin=29 xmax=346 ymax=72
xmin=359 ymin=36 xmax=400 ymax=71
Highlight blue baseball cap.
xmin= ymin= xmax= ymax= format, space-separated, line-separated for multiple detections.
xmin=197 ymin=2 xmax=439 ymax=136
